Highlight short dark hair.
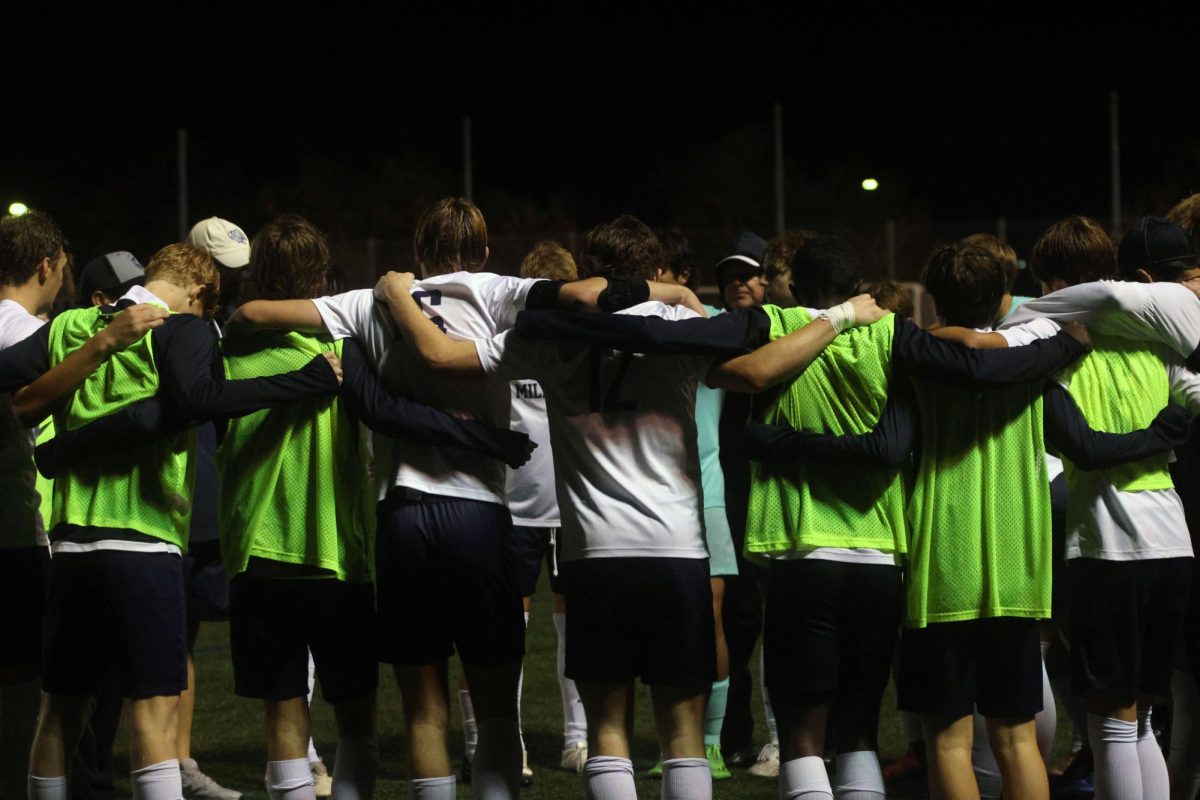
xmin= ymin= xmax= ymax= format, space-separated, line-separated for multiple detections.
xmin=922 ymin=244 xmax=1007 ymax=329
xmin=1030 ymin=216 xmax=1116 ymax=288
xmin=762 ymin=230 xmax=814 ymax=284
xmin=1167 ymin=193 xmax=1200 ymax=251
xmin=579 ymin=215 xmax=662 ymax=280
xmin=655 ymin=227 xmax=696 ymax=284
xmin=250 ymin=214 xmax=331 ymax=301
xmin=960 ymin=233 xmax=1019 ymax=292
xmin=413 ymin=197 xmax=488 ymax=277
xmin=864 ymin=280 xmax=913 ymax=318
xmin=0 ymin=210 xmax=67 ymax=287
xmin=788 ymin=236 xmax=861 ymax=306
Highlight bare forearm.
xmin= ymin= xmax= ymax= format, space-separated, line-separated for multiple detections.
xmin=707 ymin=318 xmax=837 ymax=393
xmin=12 ymin=334 xmax=113 ymax=426
xmin=226 ymin=300 xmax=328 ymax=335
xmin=383 ymin=286 xmax=482 ymax=374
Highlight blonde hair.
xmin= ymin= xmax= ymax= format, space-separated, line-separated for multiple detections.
xmin=146 ymin=243 xmax=219 ymax=316
xmin=413 ymin=197 xmax=488 ymax=277
xmin=520 ymin=241 xmax=577 ymax=281
xmin=1167 ymin=193 xmax=1200 ymax=248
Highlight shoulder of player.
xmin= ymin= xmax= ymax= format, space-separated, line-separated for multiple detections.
xmin=616 ymin=300 xmax=697 ymax=320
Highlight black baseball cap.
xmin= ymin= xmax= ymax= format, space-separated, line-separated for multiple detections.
xmin=79 ymin=251 xmax=145 ymax=304
xmin=714 ymin=231 xmax=767 ymax=289
xmin=1118 ymin=216 xmax=1198 ymax=277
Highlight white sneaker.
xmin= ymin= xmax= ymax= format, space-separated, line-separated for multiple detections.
xmin=748 ymin=741 xmax=780 ymax=778
xmin=521 ymin=750 xmax=534 ymax=787
xmin=180 ymin=758 xmax=242 ymax=800
xmin=561 ymin=741 xmax=588 ymax=773
xmin=310 ymin=760 xmax=332 ymax=799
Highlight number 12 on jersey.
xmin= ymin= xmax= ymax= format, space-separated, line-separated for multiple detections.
xmin=412 ymin=290 xmax=446 ymax=333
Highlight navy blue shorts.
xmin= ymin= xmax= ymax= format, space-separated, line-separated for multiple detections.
xmin=764 ymin=559 xmax=902 ymax=696
xmin=1069 ymin=557 xmax=1190 ymax=701
xmin=182 ymin=539 xmax=230 ymax=624
xmin=898 ymin=616 xmax=1043 ymax=720
xmin=376 ymin=491 xmax=525 ymax=667
xmin=559 ymin=557 xmax=715 ymax=688
xmin=513 ymin=525 xmax=563 ymax=596
xmin=230 ymin=574 xmax=378 ymax=704
xmin=42 ymin=549 xmax=187 ymax=699
xmin=0 ymin=546 xmax=47 ymax=669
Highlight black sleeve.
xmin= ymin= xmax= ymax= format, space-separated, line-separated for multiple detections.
xmin=744 ymin=388 xmax=916 ymax=469
xmin=338 ymin=338 xmax=534 ymax=469
xmin=0 ymin=324 xmax=52 ymax=391
xmin=513 ymin=307 xmax=771 ymax=358
xmin=33 ymin=398 xmax=178 ymax=478
xmin=892 ymin=317 xmax=1085 ymax=388
xmin=523 ymin=280 xmax=563 ymax=310
xmin=155 ymin=315 xmax=339 ymax=422
xmin=1043 ymin=382 xmax=1193 ymax=470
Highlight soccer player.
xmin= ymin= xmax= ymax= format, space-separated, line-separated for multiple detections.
xmin=374 ymin=215 xmax=893 ymax=800
xmin=0 ymin=242 xmax=343 ymax=800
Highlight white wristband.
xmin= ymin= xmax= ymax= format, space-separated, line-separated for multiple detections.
xmin=818 ymin=300 xmax=856 ymax=334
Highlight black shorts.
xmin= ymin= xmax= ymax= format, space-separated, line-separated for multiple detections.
xmin=375 ymin=491 xmax=525 ymax=667
xmin=182 ymin=539 xmax=230 ymax=624
xmin=763 ymin=559 xmax=902 ymax=696
xmin=1068 ymin=557 xmax=1190 ymax=701
xmin=512 ymin=525 xmax=563 ymax=596
xmin=230 ymin=574 xmax=377 ymax=704
xmin=898 ymin=616 xmax=1043 ymax=720
xmin=0 ymin=546 xmax=47 ymax=669
xmin=42 ymin=549 xmax=187 ymax=699
xmin=559 ymin=557 xmax=715 ymax=688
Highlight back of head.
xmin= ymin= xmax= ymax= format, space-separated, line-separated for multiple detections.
xmin=413 ymin=197 xmax=488 ymax=278
xmin=1030 ymin=215 xmax=1116 ymax=289
xmin=788 ymin=236 xmax=861 ymax=307
xmin=519 ymin=240 xmax=577 ymax=281
xmin=864 ymin=280 xmax=914 ymax=318
xmin=655 ymin=227 xmax=696 ymax=285
xmin=960 ymin=233 xmax=1018 ymax=292
xmin=579 ymin=215 xmax=662 ymax=280
xmin=1167 ymin=193 xmax=1200 ymax=252
xmin=251 ymin=214 xmax=332 ymax=300
xmin=922 ymin=244 xmax=1007 ymax=328
xmin=0 ymin=210 xmax=66 ymax=287
xmin=146 ymin=243 xmax=220 ymax=316
xmin=1117 ymin=215 xmax=1198 ymax=282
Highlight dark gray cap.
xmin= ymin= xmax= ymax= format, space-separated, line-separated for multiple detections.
xmin=79 ymin=251 xmax=145 ymax=302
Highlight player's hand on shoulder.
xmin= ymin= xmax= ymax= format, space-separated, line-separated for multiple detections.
xmin=847 ymin=293 xmax=886 ymax=327
xmin=98 ymin=303 xmax=169 ymax=353
xmin=1060 ymin=321 xmax=1092 ymax=351
xmin=374 ymin=271 xmax=416 ymax=304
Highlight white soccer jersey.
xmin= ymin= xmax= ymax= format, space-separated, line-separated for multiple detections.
xmin=476 ymin=301 xmax=710 ymax=562
xmin=999 ymin=316 xmax=1200 ymax=561
xmin=313 ymin=272 xmax=538 ymax=504
xmin=0 ymin=299 xmax=49 ymax=548
xmin=506 ymin=380 xmax=560 ymax=527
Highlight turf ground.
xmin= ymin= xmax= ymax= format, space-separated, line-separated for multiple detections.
xmin=109 ymin=571 xmax=1075 ymax=799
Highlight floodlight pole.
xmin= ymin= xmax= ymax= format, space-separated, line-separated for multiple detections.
xmin=463 ymin=116 xmax=474 ymax=201
xmin=177 ymin=129 xmax=188 ymax=241
xmin=773 ymin=102 xmax=785 ymax=235
xmin=1109 ymin=92 xmax=1120 ymax=236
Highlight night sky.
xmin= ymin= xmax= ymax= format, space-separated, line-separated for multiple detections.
xmin=3 ymin=10 xmax=1198 ymax=273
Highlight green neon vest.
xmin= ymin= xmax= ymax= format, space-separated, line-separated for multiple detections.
xmin=905 ymin=375 xmax=1051 ymax=628
xmin=47 ymin=306 xmax=195 ymax=547
xmin=1059 ymin=336 xmax=1173 ymax=492
xmin=218 ymin=333 xmax=372 ymax=582
xmin=745 ymin=307 xmax=906 ymax=558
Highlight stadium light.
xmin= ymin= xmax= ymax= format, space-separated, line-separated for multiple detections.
xmin=861 ymin=178 xmax=879 ymax=192
xmin=8 ymin=202 xmax=28 ymax=216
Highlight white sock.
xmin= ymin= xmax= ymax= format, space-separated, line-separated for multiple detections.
xmin=306 ymin=651 xmax=320 ymax=764
xmin=554 ymin=611 xmax=587 ymax=746
xmin=473 ymin=718 xmax=522 ymax=798
xmin=1035 ymin=641 xmax=1057 ymax=765
xmin=833 ymin=751 xmax=885 ymax=799
xmin=332 ymin=736 xmax=378 ymax=800
xmin=518 ymin=611 xmax=529 ymax=751
xmin=1169 ymin=669 xmax=1200 ymax=800
xmin=131 ymin=759 xmax=183 ymax=800
xmin=2 ymin=679 xmax=40 ymax=799
xmin=662 ymin=757 xmax=710 ymax=800
xmin=899 ymin=710 xmax=923 ymax=747
xmin=459 ymin=689 xmax=478 ymax=762
xmin=408 ymin=775 xmax=455 ymax=800
xmin=27 ymin=774 xmax=68 ymax=800
xmin=266 ymin=757 xmax=316 ymax=800
xmin=970 ymin=712 xmax=1003 ymax=800
xmin=1088 ymin=714 xmax=1142 ymax=799
xmin=780 ymin=756 xmax=832 ymax=800
xmin=582 ymin=756 xmax=635 ymax=800
xmin=761 ymin=654 xmax=779 ymax=746
xmin=1138 ymin=708 xmax=1169 ymax=799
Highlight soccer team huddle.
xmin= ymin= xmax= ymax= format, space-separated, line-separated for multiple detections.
xmin=2 ymin=193 xmax=1200 ymax=800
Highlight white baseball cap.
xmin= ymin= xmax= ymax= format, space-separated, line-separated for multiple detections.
xmin=186 ymin=217 xmax=250 ymax=268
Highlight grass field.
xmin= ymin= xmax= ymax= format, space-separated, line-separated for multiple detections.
xmin=108 ymin=572 xmax=1075 ymax=799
